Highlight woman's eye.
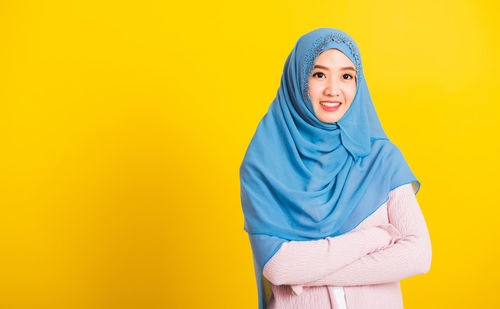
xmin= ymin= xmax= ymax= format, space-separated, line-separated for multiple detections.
xmin=312 ymin=72 xmax=325 ymax=78
xmin=343 ymin=73 xmax=353 ymax=80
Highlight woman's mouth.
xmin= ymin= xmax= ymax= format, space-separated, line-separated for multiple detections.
xmin=319 ymin=101 xmax=342 ymax=112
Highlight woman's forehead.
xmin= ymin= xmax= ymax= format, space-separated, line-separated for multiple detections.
xmin=314 ymin=49 xmax=357 ymax=69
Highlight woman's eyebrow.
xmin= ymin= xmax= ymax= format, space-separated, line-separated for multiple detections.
xmin=314 ymin=65 xmax=357 ymax=72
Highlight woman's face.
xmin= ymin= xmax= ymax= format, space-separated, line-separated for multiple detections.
xmin=308 ymin=48 xmax=357 ymax=123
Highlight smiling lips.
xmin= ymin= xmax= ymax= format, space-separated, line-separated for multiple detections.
xmin=319 ymin=100 xmax=342 ymax=111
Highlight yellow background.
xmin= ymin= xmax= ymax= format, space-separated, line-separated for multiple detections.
xmin=1 ymin=0 xmax=499 ymax=308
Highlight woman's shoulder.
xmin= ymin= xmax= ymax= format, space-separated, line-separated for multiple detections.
xmin=367 ymin=139 xmax=409 ymax=164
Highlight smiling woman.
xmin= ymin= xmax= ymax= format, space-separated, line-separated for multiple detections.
xmin=309 ymin=49 xmax=357 ymax=123
xmin=240 ymin=28 xmax=431 ymax=309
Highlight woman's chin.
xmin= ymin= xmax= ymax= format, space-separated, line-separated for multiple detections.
xmin=318 ymin=114 xmax=341 ymax=123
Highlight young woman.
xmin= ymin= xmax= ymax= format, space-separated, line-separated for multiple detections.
xmin=240 ymin=28 xmax=432 ymax=309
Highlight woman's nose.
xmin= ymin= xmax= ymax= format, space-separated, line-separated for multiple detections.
xmin=324 ymin=82 xmax=341 ymax=96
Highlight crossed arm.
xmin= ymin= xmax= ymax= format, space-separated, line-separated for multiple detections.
xmin=262 ymin=183 xmax=432 ymax=294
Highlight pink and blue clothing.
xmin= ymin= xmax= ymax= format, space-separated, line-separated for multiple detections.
xmin=239 ymin=28 xmax=431 ymax=308
xmin=262 ymin=183 xmax=431 ymax=308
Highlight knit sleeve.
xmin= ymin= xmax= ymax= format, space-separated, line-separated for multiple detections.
xmin=299 ymin=182 xmax=432 ymax=287
xmin=262 ymin=221 xmax=400 ymax=287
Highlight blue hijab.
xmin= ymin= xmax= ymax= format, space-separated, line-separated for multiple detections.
xmin=239 ymin=28 xmax=420 ymax=308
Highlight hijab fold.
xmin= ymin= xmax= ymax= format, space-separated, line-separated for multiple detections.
xmin=239 ymin=28 xmax=420 ymax=309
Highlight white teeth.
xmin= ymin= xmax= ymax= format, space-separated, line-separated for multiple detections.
xmin=320 ymin=102 xmax=340 ymax=107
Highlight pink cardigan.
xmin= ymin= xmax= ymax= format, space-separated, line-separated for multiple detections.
xmin=262 ymin=183 xmax=432 ymax=309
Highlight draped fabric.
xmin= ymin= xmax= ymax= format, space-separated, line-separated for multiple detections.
xmin=239 ymin=28 xmax=420 ymax=309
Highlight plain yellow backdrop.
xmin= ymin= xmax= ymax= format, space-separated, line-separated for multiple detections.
xmin=1 ymin=0 xmax=499 ymax=308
